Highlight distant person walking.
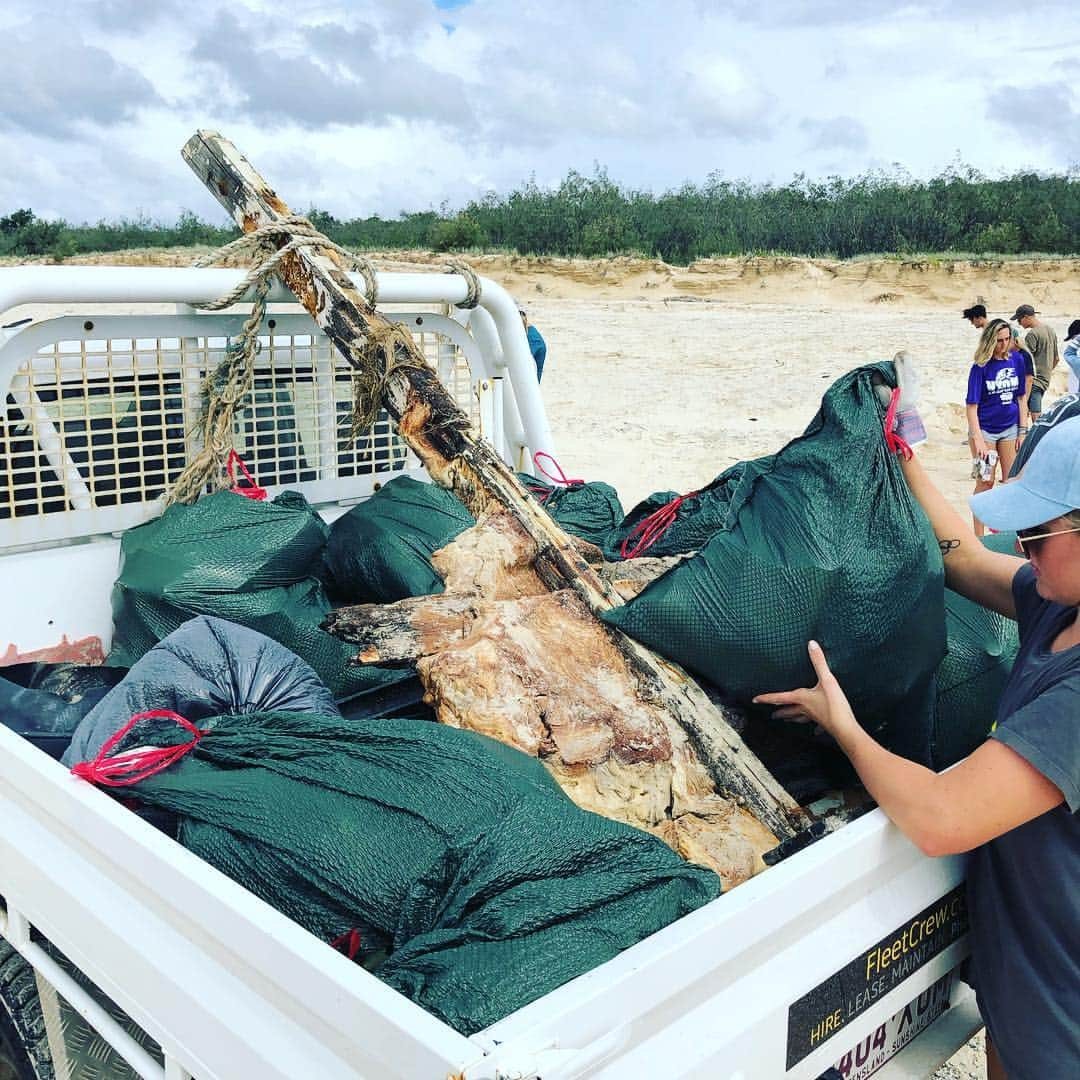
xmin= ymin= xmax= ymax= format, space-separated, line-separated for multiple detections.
xmin=967 ymin=319 xmax=1028 ymax=536
xmin=519 ymin=308 xmax=547 ymax=382
xmin=1013 ymin=304 xmax=1060 ymax=420
xmin=1011 ymin=326 xmax=1035 ymax=409
xmin=1063 ymin=318 xmax=1080 ymax=396
xmin=962 ymin=304 xmax=988 ymax=329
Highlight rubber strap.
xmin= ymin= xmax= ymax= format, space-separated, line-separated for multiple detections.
xmin=71 ymin=710 xmax=206 ymax=788
xmin=227 ymin=449 xmax=268 ymax=500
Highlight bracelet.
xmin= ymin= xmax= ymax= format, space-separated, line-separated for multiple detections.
xmin=1018 ymin=427 xmax=1029 ymax=434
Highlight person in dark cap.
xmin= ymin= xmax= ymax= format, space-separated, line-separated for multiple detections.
xmin=1013 ymin=304 xmax=1060 ymax=420
xmin=757 ymin=410 xmax=1080 ymax=1080
xmin=962 ymin=304 xmax=988 ymax=328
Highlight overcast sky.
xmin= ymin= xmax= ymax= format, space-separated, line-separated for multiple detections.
xmin=2 ymin=0 xmax=1077 ymax=224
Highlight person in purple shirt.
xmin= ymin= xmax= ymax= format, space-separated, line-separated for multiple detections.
xmin=966 ymin=318 xmax=1030 ymax=535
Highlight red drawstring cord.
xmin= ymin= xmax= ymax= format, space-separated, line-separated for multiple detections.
xmin=71 ymin=710 xmax=206 ymax=788
xmin=330 ymin=928 xmax=363 ymax=960
xmin=883 ymin=387 xmax=913 ymax=460
xmin=532 ymin=452 xmax=583 ymax=488
xmin=620 ymin=491 xmax=698 ymax=559
xmin=227 ymin=450 xmax=268 ymax=501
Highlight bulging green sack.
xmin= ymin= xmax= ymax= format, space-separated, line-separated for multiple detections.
xmin=81 ymin=710 xmax=720 ymax=1034
xmin=602 ymin=363 xmax=946 ymax=751
xmin=108 ymin=489 xmax=401 ymax=700
xmin=325 ymin=473 xmax=623 ymax=603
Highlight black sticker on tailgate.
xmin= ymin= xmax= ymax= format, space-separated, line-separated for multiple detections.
xmin=786 ymin=885 xmax=968 ymax=1071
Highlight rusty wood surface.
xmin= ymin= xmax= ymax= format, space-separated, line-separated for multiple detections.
xmin=181 ymin=130 xmax=808 ymax=840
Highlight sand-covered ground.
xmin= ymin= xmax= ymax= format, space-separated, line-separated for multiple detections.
xmin=492 ymin=253 xmax=1078 ymax=520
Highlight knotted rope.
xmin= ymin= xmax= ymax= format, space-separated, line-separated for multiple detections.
xmin=166 ymin=217 xmax=484 ymax=505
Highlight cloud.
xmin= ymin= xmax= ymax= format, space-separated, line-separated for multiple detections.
xmin=678 ymin=60 xmax=777 ymax=140
xmin=986 ymin=82 xmax=1079 ymax=143
xmin=82 ymin=0 xmax=187 ymax=30
xmin=188 ymin=10 xmax=474 ymax=130
xmin=0 ymin=22 xmax=162 ymax=137
xmin=801 ymin=116 xmax=870 ymax=152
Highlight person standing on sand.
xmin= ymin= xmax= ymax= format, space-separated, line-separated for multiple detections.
xmin=1063 ymin=318 xmax=1080 ymax=396
xmin=1013 ymin=304 xmax=1060 ymax=421
xmin=755 ymin=413 xmax=1080 ymax=1080
xmin=519 ymin=307 xmax=547 ymax=383
xmin=963 ymin=304 xmax=988 ymax=329
xmin=1011 ymin=326 xmax=1035 ymax=410
xmin=966 ymin=319 xmax=1029 ymax=536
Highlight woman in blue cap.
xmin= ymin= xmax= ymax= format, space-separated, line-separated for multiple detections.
xmin=756 ymin=416 xmax=1080 ymax=1080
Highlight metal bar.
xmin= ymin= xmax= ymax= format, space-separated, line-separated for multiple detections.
xmin=0 ymin=906 xmax=165 ymax=1080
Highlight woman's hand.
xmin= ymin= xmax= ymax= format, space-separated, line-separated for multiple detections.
xmin=753 ymin=641 xmax=860 ymax=748
xmin=972 ymin=434 xmax=991 ymax=459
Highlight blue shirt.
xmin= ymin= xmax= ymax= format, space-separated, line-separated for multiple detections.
xmin=967 ymin=564 xmax=1080 ymax=1079
xmin=966 ymin=354 xmax=1025 ymax=434
xmin=527 ymin=325 xmax=546 ymax=382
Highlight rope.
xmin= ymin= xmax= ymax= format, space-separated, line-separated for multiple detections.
xmin=532 ymin=451 xmax=583 ymax=487
xmin=444 ymin=259 xmax=481 ymax=308
xmin=883 ymin=387 xmax=914 ymax=460
xmin=620 ymin=491 xmax=698 ymax=559
xmin=166 ymin=216 xmax=388 ymax=504
xmin=71 ymin=710 xmax=206 ymax=788
xmin=330 ymin=928 xmax=364 ymax=961
xmin=226 ymin=449 xmax=268 ymax=501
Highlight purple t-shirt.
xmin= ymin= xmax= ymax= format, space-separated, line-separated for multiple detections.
xmin=966 ymin=354 xmax=1024 ymax=434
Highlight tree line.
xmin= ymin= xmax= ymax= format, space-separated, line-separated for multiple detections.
xmin=3 ymin=166 xmax=1078 ymax=265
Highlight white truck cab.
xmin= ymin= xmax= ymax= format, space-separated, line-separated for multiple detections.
xmin=0 ymin=265 xmax=981 ymax=1079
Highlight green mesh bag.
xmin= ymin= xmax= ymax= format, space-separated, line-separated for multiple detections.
xmin=326 ymin=473 xmax=623 ymax=604
xmin=603 ymin=484 xmax=730 ymax=560
xmin=930 ymin=533 xmax=1020 ymax=768
xmin=78 ymin=710 xmax=720 ymax=1035
xmin=519 ymin=474 xmax=624 ymax=548
xmin=324 ymin=476 xmax=475 ymax=602
xmin=602 ymin=363 xmax=946 ymax=749
xmin=107 ymin=490 xmax=401 ymax=700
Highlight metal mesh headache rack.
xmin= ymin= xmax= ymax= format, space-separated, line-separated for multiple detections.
xmin=0 ymin=265 xmax=552 ymax=553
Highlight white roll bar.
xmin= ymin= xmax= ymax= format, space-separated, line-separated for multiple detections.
xmin=0 ymin=267 xmax=555 ymax=473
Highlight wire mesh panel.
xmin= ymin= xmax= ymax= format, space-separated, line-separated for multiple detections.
xmin=0 ymin=313 xmax=484 ymax=548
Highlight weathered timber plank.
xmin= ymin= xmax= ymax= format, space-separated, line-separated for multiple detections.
xmin=181 ymin=130 xmax=808 ymax=840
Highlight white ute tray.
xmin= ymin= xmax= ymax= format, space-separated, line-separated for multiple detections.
xmin=0 ymin=267 xmax=980 ymax=1079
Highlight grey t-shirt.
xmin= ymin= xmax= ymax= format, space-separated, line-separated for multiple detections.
xmin=967 ymin=563 xmax=1080 ymax=1079
xmin=1023 ymin=324 xmax=1061 ymax=390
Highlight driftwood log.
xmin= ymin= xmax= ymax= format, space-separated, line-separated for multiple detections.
xmin=182 ymin=131 xmax=810 ymax=862
xmin=326 ymin=513 xmax=783 ymax=888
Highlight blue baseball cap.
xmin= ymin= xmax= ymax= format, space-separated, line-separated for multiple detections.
xmin=970 ymin=416 xmax=1080 ymax=530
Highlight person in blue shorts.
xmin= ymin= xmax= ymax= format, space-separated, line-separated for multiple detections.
xmin=756 ymin=415 xmax=1080 ymax=1080
xmin=966 ymin=319 xmax=1029 ymax=535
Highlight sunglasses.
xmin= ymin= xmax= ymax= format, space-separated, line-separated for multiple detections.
xmin=1014 ymin=525 xmax=1080 ymax=557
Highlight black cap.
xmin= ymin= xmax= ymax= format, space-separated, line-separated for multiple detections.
xmin=1012 ymin=304 xmax=1037 ymax=321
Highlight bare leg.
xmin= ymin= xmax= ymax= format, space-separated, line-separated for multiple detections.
xmin=995 ymin=437 xmax=1017 ymax=484
xmin=968 ymin=436 xmax=991 ymax=537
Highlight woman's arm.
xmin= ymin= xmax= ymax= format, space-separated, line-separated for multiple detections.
xmin=966 ymin=403 xmax=989 ymax=457
xmin=900 ymin=452 xmax=1021 ymax=618
xmin=754 ymin=642 xmax=1064 ymax=855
